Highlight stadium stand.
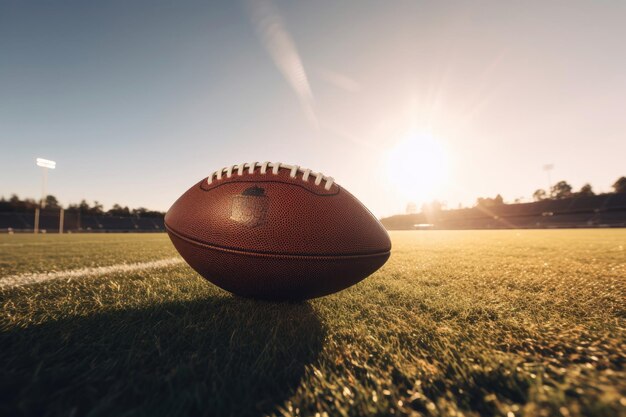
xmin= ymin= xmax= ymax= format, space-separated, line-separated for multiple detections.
xmin=0 ymin=213 xmax=31 ymax=230
xmin=606 ymin=192 xmax=626 ymax=209
xmin=1 ymin=193 xmax=624 ymax=232
xmin=0 ymin=211 xmax=165 ymax=233
xmin=381 ymin=193 xmax=626 ymax=230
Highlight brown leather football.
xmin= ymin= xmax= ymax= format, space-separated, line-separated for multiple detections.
xmin=165 ymin=162 xmax=391 ymax=300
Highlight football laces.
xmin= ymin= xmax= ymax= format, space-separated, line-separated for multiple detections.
xmin=207 ymin=162 xmax=335 ymax=190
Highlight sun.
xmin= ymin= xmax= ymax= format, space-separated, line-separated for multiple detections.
xmin=385 ymin=133 xmax=448 ymax=204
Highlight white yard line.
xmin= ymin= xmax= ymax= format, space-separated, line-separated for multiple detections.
xmin=0 ymin=257 xmax=184 ymax=290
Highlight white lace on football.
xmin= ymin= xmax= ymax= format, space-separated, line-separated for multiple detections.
xmin=207 ymin=162 xmax=335 ymax=190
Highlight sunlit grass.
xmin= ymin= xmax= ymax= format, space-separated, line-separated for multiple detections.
xmin=1 ymin=230 xmax=624 ymax=416
xmin=0 ymin=233 xmax=175 ymax=276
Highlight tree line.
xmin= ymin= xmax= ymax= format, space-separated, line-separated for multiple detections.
xmin=406 ymin=176 xmax=626 ymax=214
xmin=0 ymin=194 xmax=165 ymax=218
xmin=479 ymin=176 xmax=626 ymax=207
xmin=532 ymin=176 xmax=626 ymax=201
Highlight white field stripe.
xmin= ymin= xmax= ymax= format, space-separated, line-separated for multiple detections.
xmin=0 ymin=257 xmax=184 ymax=290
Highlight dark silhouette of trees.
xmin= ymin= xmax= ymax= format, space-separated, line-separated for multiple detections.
xmin=0 ymin=195 xmax=164 ymax=217
xmin=131 ymin=207 xmax=166 ymax=218
xmin=107 ymin=204 xmax=131 ymax=216
xmin=613 ymin=176 xmax=626 ymax=193
xmin=476 ymin=195 xmax=504 ymax=207
xmin=0 ymin=194 xmax=38 ymax=211
xmin=67 ymin=199 xmax=102 ymax=215
xmin=421 ymin=200 xmax=443 ymax=213
xmin=92 ymin=201 xmax=104 ymax=215
xmin=4 ymin=175 xmax=626 ymax=220
xmin=578 ymin=183 xmax=595 ymax=196
xmin=44 ymin=195 xmax=60 ymax=209
xmin=551 ymin=181 xmax=573 ymax=199
xmin=533 ymin=189 xmax=547 ymax=201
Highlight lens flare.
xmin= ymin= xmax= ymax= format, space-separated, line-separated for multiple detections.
xmin=386 ymin=133 xmax=448 ymax=204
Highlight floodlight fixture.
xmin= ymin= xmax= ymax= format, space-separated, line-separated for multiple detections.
xmin=34 ymin=158 xmax=58 ymax=230
xmin=36 ymin=158 xmax=56 ymax=169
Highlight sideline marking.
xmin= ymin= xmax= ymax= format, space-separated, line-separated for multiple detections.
xmin=0 ymin=257 xmax=184 ymax=290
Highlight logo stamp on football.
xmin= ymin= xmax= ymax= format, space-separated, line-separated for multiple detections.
xmin=230 ymin=186 xmax=269 ymax=227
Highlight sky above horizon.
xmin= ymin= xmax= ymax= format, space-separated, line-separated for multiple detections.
xmin=1 ymin=0 xmax=625 ymax=217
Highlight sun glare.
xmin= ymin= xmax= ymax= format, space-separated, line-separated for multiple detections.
xmin=386 ymin=133 xmax=448 ymax=204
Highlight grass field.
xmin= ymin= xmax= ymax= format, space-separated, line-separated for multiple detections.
xmin=1 ymin=230 xmax=624 ymax=417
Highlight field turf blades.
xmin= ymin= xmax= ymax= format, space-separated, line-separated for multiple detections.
xmin=1 ymin=230 xmax=624 ymax=417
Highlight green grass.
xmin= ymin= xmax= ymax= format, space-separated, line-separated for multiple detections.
xmin=0 ymin=234 xmax=174 ymax=276
xmin=1 ymin=230 xmax=624 ymax=417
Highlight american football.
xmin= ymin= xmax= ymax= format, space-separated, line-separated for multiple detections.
xmin=165 ymin=162 xmax=391 ymax=300
xmin=1 ymin=1 xmax=625 ymax=416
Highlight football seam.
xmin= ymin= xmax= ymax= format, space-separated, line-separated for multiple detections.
xmin=165 ymin=225 xmax=391 ymax=259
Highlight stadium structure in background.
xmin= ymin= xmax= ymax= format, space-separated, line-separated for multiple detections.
xmin=0 ymin=196 xmax=165 ymax=233
xmin=1 ymin=192 xmax=625 ymax=233
xmin=0 ymin=210 xmax=165 ymax=234
xmin=2 ymin=175 xmax=625 ymax=233
xmin=382 ymin=192 xmax=626 ymax=230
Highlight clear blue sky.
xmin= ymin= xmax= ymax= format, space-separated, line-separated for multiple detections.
xmin=1 ymin=0 xmax=625 ymax=217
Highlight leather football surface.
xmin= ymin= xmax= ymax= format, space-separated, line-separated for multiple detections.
xmin=165 ymin=163 xmax=391 ymax=300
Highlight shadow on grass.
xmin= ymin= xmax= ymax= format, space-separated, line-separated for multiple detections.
xmin=0 ymin=296 xmax=324 ymax=417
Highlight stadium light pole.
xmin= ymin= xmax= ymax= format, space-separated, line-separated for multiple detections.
xmin=35 ymin=158 xmax=56 ymax=233
xmin=543 ymin=164 xmax=554 ymax=197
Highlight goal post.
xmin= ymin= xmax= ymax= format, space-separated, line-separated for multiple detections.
xmin=59 ymin=208 xmax=64 ymax=234
xmin=34 ymin=158 xmax=56 ymax=234
xmin=34 ymin=207 xmax=40 ymax=234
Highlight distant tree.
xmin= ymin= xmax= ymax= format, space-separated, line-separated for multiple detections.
xmin=1 ymin=194 xmax=19 ymax=211
xmin=68 ymin=199 xmax=104 ymax=215
xmin=67 ymin=201 xmax=85 ymax=213
xmin=476 ymin=197 xmax=496 ymax=207
xmin=91 ymin=201 xmax=104 ymax=215
xmin=23 ymin=198 xmax=38 ymax=210
xmin=551 ymin=181 xmax=573 ymax=199
xmin=405 ymin=202 xmax=417 ymax=214
xmin=421 ymin=200 xmax=442 ymax=213
xmin=0 ymin=194 xmax=165 ymax=217
xmin=44 ymin=195 xmax=60 ymax=209
xmin=79 ymin=199 xmax=91 ymax=213
xmin=475 ymin=195 xmax=505 ymax=207
xmin=578 ymin=183 xmax=595 ymax=196
xmin=9 ymin=194 xmax=21 ymax=206
xmin=132 ymin=207 xmax=148 ymax=216
xmin=0 ymin=196 xmax=10 ymax=212
xmin=613 ymin=176 xmax=626 ymax=193
xmin=107 ymin=204 xmax=130 ymax=216
xmin=131 ymin=207 xmax=164 ymax=217
xmin=2 ymin=194 xmax=38 ymax=211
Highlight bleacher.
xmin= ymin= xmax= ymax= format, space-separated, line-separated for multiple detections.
xmin=567 ymin=195 xmax=610 ymax=212
xmin=0 ymin=213 xmax=32 ymax=230
xmin=382 ymin=193 xmax=626 ymax=230
xmin=2 ymin=193 xmax=624 ymax=232
xmin=0 ymin=211 xmax=165 ymax=233
xmin=606 ymin=193 xmax=626 ymax=209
